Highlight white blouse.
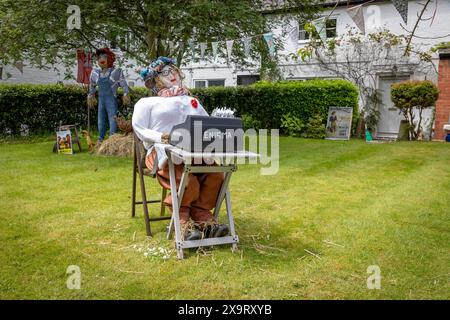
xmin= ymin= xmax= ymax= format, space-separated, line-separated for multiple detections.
xmin=132 ymin=95 xmax=208 ymax=169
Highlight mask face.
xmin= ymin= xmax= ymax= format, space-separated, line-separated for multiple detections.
xmin=158 ymin=65 xmax=181 ymax=88
xmin=98 ymin=54 xmax=108 ymax=68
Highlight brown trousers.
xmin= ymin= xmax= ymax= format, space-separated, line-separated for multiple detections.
xmin=145 ymin=150 xmax=224 ymax=224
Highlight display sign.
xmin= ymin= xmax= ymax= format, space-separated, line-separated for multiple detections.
xmin=325 ymin=107 xmax=353 ymax=140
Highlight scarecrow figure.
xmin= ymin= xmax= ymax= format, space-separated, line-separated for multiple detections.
xmin=132 ymin=57 xmax=229 ymax=241
xmin=87 ymin=48 xmax=130 ymax=145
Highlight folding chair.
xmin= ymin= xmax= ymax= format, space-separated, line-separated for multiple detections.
xmin=131 ymin=133 xmax=171 ymax=236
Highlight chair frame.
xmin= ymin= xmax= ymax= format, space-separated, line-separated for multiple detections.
xmin=131 ymin=133 xmax=170 ymax=236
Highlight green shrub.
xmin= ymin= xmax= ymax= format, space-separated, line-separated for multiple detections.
xmin=0 ymin=79 xmax=359 ymax=138
xmin=0 ymin=83 xmax=148 ymax=136
xmin=281 ymin=112 xmax=304 ymax=137
xmin=391 ymin=80 xmax=439 ymax=140
xmin=302 ymin=114 xmax=326 ymax=139
xmin=192 ymin=79 xmax=359 ymax=136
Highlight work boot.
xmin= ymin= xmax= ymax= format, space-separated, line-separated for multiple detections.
xmin=204 ymin=223 xmax=229 ymax=238
xmin=181 ymin=222 xmax=201 ymax=241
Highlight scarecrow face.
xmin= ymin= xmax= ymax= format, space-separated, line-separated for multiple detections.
xmin=98 ymin=54 xmax=108 ymax=69
xmin=158 ymin=65 xmax=181 ymax=88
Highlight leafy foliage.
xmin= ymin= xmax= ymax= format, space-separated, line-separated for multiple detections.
xmin=391 ymin=80 xmax=439 ymax=140
xmin=0 ymin=0 xmax=320 ymax=79
xmin=1 ymin=80 xmax=358 ymax=137
xmin=302 ymin=114 xmax=325 ymax=139
xmin=192 ymin=79 xmax=359 ymax=135
xmin=0 ymin=84 xmax=147 ymax=136
xmin=281 ymin=113 xmax=304 ymax=137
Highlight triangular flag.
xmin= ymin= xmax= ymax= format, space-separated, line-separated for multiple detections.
xmin=188 ymin=39 xmax=195 ymax=60
xmin=347 ymin=5 xmax=365 ymax=34
xmin=14 ymin=61 xmax=24 ymax=73
xmin=242 ymin=37 xmax=252 ymax=57
xmin=312 ymin=18 xmax=327 ymax=42
xmin=160 ymin=38 xmax=167 ymax=50
xmin=263 ymin=33 xmax=275 ymax=56
xmin=288 ymin=22 xmax=299 ymax=49
xmin=226 ymin=40 xmax=234 ymax=61
xmin=391 ymin=0 xmax=408 ymax=24
xmin=168 ymin=40 xmax=176 ymax=52
xmin=200 ymin=42 xmax=207 ymax=60
xmin=211 ymin=42 xmax=219 ymax=61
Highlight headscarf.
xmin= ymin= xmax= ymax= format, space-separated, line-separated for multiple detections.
xmin=139 ymin=56 xmax=177 ymax=93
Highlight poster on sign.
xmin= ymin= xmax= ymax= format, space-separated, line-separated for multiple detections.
xmin=56 ymin=130 xmax=73 ymax=154
xmin=325 ymin=107 xmax=353 ymax=140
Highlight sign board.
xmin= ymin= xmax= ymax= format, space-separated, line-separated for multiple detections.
xmin=56 ymin=130 xmax=73 ymax=154
xmin=325 ymin=107 xmax=353 ymax=140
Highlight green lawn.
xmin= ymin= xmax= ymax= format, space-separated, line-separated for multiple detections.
xmin=0 ymin=137 xmax=449 ymax=299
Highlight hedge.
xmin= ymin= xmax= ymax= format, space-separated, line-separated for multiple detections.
xmin=191 ymin=79 xmax=359 ymax=132
xmin=0 ymin=79 xmax=358 ymax=136
xmin=0 ymin=83 xmax=148 ymax=136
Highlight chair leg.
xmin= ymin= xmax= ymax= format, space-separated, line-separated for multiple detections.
xmin=74 ymin=126 xmax=82 ymax=152
xmin=136 ymin=149 xmax=152 ymax=237
xmin=131 ymin=147 xmax=137 ymax=218
xmin=160 ymin=187 xmax=167 ymax=216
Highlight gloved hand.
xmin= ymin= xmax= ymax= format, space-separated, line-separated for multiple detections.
xmin=161 ymin=133 xmax=170 ymax=144
xmin=87 ymin=95 xmax=97 ymax=109
xmin=122 ymin=95 xmax=131 ymax=106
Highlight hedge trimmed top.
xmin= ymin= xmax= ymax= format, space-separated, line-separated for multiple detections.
xmin=0 ymin=79 xmax=358 ymax=136
xmin=192 ymin=79 xmax=359 ymax=130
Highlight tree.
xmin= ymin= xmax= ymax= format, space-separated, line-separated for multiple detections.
xmin=0 ymin=0 xmax=321 ymax=79
xmin=391 ymin=80 xmax=439 ymax=140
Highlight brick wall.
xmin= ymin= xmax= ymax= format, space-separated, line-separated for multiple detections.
xmin=434 ymin=50 xmax=450 ymax=140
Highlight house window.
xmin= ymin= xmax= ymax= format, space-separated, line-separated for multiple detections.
xmin=299 ymin=18 xmax=337 ymax=42
xmin=237 ymin=75 xmax=260 ymax=86
xmin=194 ymin=79 xmax=225 ymax=88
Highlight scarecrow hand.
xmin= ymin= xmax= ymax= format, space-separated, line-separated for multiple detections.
xmin=161 ymin=133 xmax=170 ymax=144
xmin=122 ymin=95 xmax=131 ymax=106
xmin=87 ymin=95 xmax=97 ymax=109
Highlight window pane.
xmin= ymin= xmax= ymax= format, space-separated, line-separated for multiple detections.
xmin=208 ymin=79 xmax=225 ymax=87
xmin=326 ymin=19 xmax=337 ymax=38
xmin=194 ymin=80 xmax=206 ymax=88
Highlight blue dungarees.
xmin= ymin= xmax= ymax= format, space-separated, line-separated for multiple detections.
xmin=97 ymin=69 xmax=118 ymax=141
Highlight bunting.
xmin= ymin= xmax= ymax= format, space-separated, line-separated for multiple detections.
xmin=263 ymin=33 xmax=275 ymax=56
xmin=391 ymin=0 xmax=408 ymax=24
xmin=312 ymin=18 xmax=327 ymax=42
xmin=288 ymin=22 xmax=299 ymax=49
xmin=226 ymin=40 xmax=234 ymax=61
xmin=347 ymin=5 xmax=366 ymax=34
xmin=211 ymin=41 xmax=219 ymax=61
xmin=200 ymin=42 xmax=207 ymax=60
xmin=14 ymin=61 xmax=24 ymax=73
xmin=188 ymin=39 xmax=196 ymax=60
xmin=243 ymin=37 xmax=252 ymax=57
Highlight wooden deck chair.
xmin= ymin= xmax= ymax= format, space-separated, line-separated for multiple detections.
xmin=131 ymin=132 xmax=171 ymax=236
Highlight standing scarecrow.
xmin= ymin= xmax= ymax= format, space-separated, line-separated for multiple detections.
xmin=132 ymin=57 xmax=229 ymax=241
xmin=87 ymin=48 xmax=130 ymax=145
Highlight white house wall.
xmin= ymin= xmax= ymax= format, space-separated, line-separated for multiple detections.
xmin=1 ymin=1 xmax=449 ymax=89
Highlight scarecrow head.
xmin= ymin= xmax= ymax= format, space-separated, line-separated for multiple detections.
xmin=95 ymin=47 xmax=116 ymax=69
xmin=139 ymin=56 xmax=184 ymax=94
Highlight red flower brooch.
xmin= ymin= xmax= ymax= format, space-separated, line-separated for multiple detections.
xmin=191 ymin=99 xmax=198 ymax=109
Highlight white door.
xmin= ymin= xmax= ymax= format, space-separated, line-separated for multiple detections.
xmin=377 ymin=77 xmax=409 ymax=138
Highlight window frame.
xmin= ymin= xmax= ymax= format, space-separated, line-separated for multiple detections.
xmin=298 ymin=17 xmax=338 ymax=44
xmin=193 ymin=79 xmax=226 ymax=88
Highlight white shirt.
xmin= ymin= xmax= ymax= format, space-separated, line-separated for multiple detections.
xmin=132 ymin=95 xmax=209 ymax=169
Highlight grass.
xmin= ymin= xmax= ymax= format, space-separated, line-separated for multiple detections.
xmin=0 ymin=137 xmax=449 ymax=299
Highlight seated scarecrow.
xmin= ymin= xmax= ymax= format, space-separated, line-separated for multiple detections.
xmin=132 ymin=57 xmax=229 ymax=241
